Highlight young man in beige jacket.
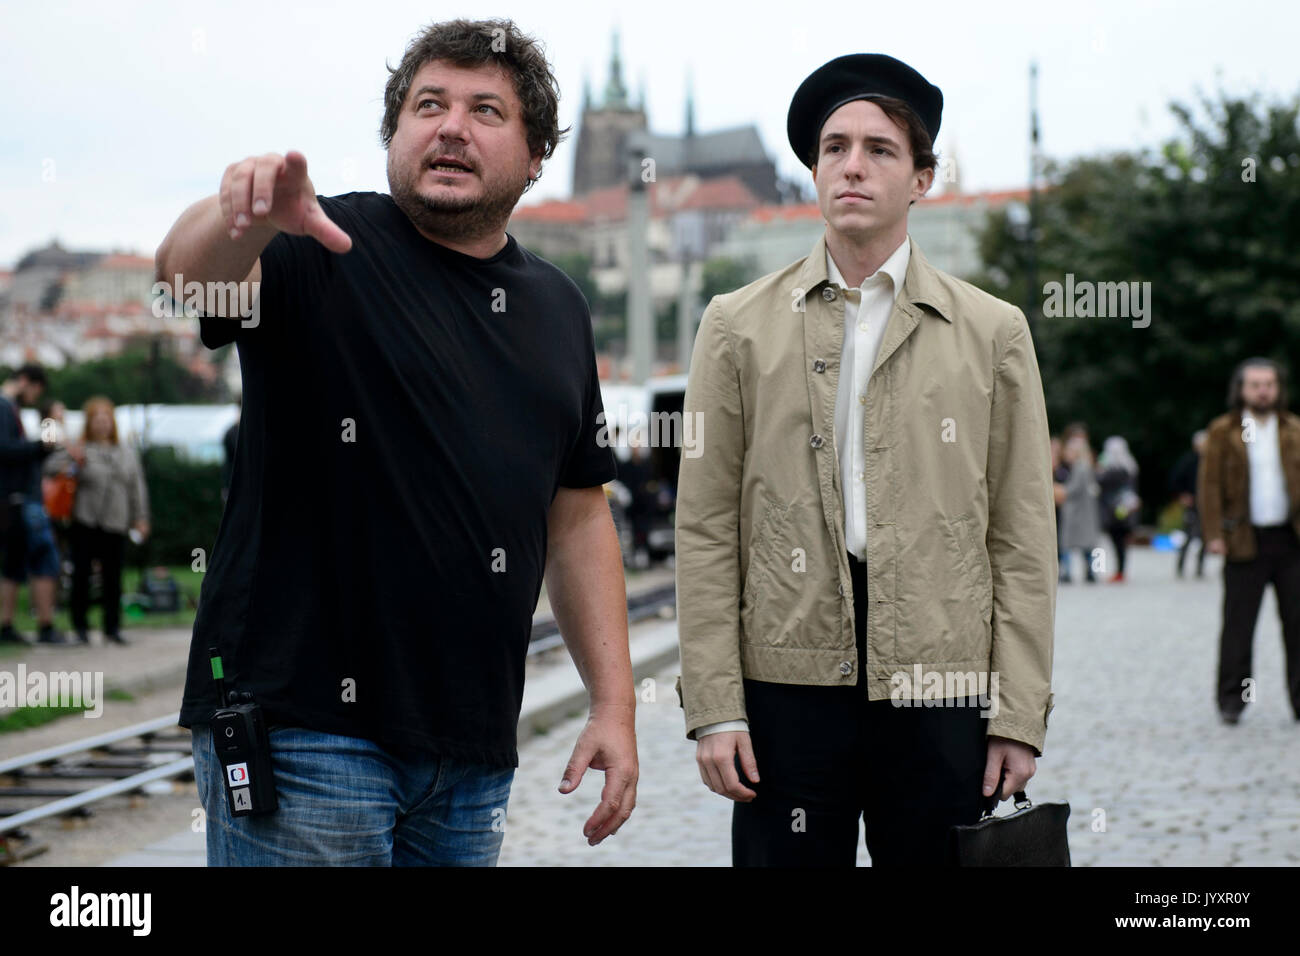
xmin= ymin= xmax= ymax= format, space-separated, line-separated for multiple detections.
xmin=675 ymin=53 xmax=1058 ymax=866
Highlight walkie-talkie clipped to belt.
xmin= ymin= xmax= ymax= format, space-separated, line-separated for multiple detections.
xmin=207 ymin=647 xmax=278 ymax=816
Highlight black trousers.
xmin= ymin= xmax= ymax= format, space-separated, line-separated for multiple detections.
xmin=1105 ymin=523 xmax=1130 ymax=575
xmin=1217 ymin=524 xmax=1300 ymax=717
xmin=732 ymin=553 xmax=990 ymax=866
xmin=0 ymin=502 xmax=25 ymax=582
xmin=69 ymin=521 xmax=126 ymax=634
xmin=1177 ymin=507 xmax=1205 ymax=576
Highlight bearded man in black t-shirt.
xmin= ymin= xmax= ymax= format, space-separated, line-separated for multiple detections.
xmin=156 ymin=18 xmax=637 ymax=866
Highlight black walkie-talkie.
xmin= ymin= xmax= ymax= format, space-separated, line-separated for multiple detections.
xmin=207 ymin=648 xmax=278 ymax=816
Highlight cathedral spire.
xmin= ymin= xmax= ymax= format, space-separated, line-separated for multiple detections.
xmin=603 ymin=28 xmax=629 ymax=109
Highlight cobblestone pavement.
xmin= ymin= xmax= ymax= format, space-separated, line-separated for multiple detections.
xmin=499 ymin=546 xmax=1300 ymax=866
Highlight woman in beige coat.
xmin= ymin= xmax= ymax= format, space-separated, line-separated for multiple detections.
xmin=44 ymin=396 xmax=150 ymax=644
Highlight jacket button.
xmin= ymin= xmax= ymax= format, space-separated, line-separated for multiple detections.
xmin=809 ymin=434 xmax=824 ymax=449
xmin=822 ymin=287 xmax=837 ymax=301
xmin=839 ymin=661 xmax=853 ymax=675
xmin=812 ymin=359 xmax=826 ymax=373
xmin=837 ymin=583 xmax=845 ymax=596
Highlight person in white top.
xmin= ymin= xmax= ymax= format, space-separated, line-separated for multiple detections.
xmin=1197 ymin=357 xmax=1300 ymax=724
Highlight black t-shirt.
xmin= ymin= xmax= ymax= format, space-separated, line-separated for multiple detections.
xmin=178 ymin=192 xmax=616 ymax=767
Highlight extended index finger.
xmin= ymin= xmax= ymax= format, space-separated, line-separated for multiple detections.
xmin=279 ymin=150 xmax=309 ymax=188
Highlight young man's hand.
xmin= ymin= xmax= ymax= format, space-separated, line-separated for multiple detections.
xmin=696 ymin=730 xmax=759 ymax=802
xmin=220 ymin=150 xmax=352 ymax=253
xmin=984 ymin=735 xmax=1036 ymax=800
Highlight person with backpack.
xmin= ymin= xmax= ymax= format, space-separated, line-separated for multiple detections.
xmin=1096 ymin=435 xmax=1141 ymax=583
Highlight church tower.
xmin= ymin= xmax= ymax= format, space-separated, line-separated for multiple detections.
xmin=571 ymin=30 xmax=649 ymax=196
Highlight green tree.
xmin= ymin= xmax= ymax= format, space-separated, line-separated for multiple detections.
xmin=136 ymin=446 xmax=225 ymax=566
xmin=699 ymin=256 xmax=756 ymax=304
xmin=29 ymin=343 xmax=226 ymax=409
xmin=970 ymin=90 xmax=1300 ymax=519
xmin=548 ymin=252 xmax=600 ymax=311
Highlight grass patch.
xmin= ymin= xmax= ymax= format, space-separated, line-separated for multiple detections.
xmin=0 ymin=694 xmax=98 ymax=733
xmin=0 ymin=689 xmax=132 ymax=734
xmin=5 ymin=564 xmax=203 ymax=635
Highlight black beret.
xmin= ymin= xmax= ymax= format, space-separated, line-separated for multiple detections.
xmin=787 ymin=53 xmax=943 ymax=168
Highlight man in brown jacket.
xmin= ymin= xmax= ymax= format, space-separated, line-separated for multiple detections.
xmin=675 ymin=54 xmax=1057 ymax=866
xmin=1197 ymin=357 xmax=1300 ymax=724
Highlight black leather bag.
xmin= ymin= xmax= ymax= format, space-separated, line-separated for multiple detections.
xmin=948 ymin=770 xmax=1071 ymax=866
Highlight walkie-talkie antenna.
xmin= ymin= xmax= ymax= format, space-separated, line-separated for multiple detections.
xmin=208 ymin=646 xmax=228 ymax=708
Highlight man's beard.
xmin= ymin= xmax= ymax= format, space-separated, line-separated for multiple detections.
xmin=1246 ymin=396 xmax=1278 ymax=415
xmin=388 ymin=158 xmax=527 ymax=245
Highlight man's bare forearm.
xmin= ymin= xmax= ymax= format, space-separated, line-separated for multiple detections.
xmin=155 ymin=194 xmax=276 ymax=294
xmin=546 ymin=488 xmax=634 ymax=717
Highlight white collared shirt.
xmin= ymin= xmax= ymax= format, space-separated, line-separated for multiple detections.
xmin=1243 ymin=411 xmax=1289 ymax=525
xmin=693 ymin=235 xmax=910 ymax=739
xmin=829 ymin=236 xmax=910 ymax=559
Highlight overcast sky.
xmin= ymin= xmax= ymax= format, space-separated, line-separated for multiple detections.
xmin=2 ymin=0 xmax=1297 ymax=267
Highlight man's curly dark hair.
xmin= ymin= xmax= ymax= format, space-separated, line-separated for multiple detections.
xmin=379 ymin=18 xmax=569 ymax=189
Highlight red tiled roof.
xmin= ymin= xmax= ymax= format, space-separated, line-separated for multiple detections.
xmin=676 ymin=176 xmax=760 ymax=212
xmin=55 ymin=300 xmax=149 ymax=319
xmin=510 ymin=199 xmax=588 ymax=224
xmin=513 ymin=174 xmax=760 ymax=224
xmin=742 ymin=188 xmax=1034 ymax=225
xmin=746 ymin=202 xmax=822 ymax=224
xmin=56 ymin=301 xmax=111 ymax=317
xmin=577 ymin=182 xmax=636 ymax=220
xmin=96 ymin=253 xmax=155 ymax=270
xmin=917 ymin=188 xmax=1032 ymax=207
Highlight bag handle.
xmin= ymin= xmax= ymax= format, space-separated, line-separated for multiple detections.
xmin=979 ymin=767 xmax=1031 ymax=819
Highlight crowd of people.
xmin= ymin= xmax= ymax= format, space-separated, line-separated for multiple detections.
xmin=1052 ymin=425 xmax=1142 ymax=583
xmin=1048 ymin=357 xmax=1299 ymax=727
xmin=0 ymin=363 xmax=151 ymax=647
xmin=1051 ymin=425 xmax=1210 ymax=583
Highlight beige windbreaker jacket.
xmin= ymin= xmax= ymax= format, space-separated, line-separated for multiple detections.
xmin=674 ymin=233 xmax=1057 ymax=756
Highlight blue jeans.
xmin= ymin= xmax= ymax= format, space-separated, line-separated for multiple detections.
xmin=6 ymin=501 xmax=61 ymax=581
xmin=191 ymin=723 xmax=515 ymax=866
